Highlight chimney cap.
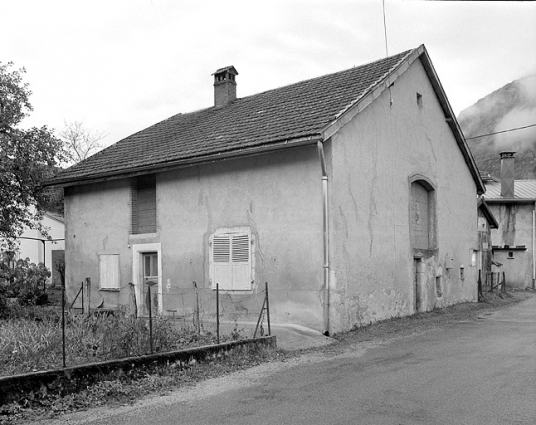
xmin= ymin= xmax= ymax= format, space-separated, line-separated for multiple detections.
xmin=499 ymin=151 xmax=516 ymax=158
xmin=212 ymin=66 xmax=238 ymax=77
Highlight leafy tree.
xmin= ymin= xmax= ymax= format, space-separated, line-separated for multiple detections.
xmin=0 ymin=61 xmax=65 ymax=250
xmin=59 ymin=120 xmax=106 ymax=165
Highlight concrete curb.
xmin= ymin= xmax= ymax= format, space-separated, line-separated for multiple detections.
xmin=0 ymin=335 xmax=276 ymax=406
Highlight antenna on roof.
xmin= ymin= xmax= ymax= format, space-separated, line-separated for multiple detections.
xmin=382 ymin=0 xmax=393 ymax=107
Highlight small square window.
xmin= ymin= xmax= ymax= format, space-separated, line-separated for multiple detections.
xmin=507 ymin=251 xmax=514 ymax=259
xmin=416 ymin=93 xmax=423 ymax=107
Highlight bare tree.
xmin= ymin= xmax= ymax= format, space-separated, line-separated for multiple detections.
xmin=59 ymin=121 xmax=106 ymax=165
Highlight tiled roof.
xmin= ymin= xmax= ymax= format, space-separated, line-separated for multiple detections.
xmin=47 ymin=48 xmax=416 ymax=185
xmin=484 ymin=180 xmax=536 ymax=200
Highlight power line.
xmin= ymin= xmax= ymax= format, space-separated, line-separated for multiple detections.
xmin=466 ymin=123 xmax=536 ymax=140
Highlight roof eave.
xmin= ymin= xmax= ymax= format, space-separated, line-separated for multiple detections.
xmin=44 ymin=134 xmax=323 ymax=188
xmin=321 ymin=45 xmax=486 ymax=196
xmin=478 ymin=197 xmax=499 ymax=229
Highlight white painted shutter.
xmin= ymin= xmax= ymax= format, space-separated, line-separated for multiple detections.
xmin=99 ymin=254 xmax=120 ymax=289
xmin=213 ymin=235 xmax=231 ymax=289
xmin=231 ymin=234 xmax=251 ymax=290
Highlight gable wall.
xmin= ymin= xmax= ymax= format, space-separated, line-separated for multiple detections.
xmin=487 ymin=202 xmax=534 ymax=288
xmin=328 ymin=58 xmax=479 ymax=332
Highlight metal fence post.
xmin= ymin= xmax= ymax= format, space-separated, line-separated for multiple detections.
xmin=62 ymin=282 xmax=66 ymax=368
xmin=478 ymin=269 xmax=482 ymax=299
xmin=216 ymin=283 xmax=220 ymax=345
xmin=193 ymin=281 xmax=200 ymax=334
xmin=147 ymin=283 xmax=153 ymax=354
xmin=265 ymin=282 xmax=271 ymax=336
xmin=86 ymin=277 xmax=91 ymax=317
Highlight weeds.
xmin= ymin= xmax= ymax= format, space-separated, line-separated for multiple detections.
xmin=0 ymin=308 xmax=243 ymax=376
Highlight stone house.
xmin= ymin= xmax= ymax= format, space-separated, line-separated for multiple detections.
xmin=46 ymin=45 xmax=485 ymax=334
xmin=482 ymin=152 xmax=536 ymax=289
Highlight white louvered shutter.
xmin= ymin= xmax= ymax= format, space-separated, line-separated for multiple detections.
xmin=213 ymin=235 xmax=231 ymax=289
xmin=231 ymin=234 xmax=251 ymax=289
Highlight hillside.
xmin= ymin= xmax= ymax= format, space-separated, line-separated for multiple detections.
xmin=458 ymin=74 xmax=536 ymax=179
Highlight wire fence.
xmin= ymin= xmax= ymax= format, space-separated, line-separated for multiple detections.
xmin=57 ymin=280 xmax=271 ymax=367
xmin=1 ymin=279 xmax=271 ymax=375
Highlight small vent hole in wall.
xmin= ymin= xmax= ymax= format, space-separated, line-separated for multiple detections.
xmin=508 ymin=251 xmax=514 ymax=259
xmin=416 ymin=93 xmax=423 ymax=107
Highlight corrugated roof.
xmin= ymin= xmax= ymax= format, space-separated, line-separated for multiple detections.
xmin=485 ymin=180 xmax=536 ymax=200
xmin=46 ymin=49 xmax=415 ymax=186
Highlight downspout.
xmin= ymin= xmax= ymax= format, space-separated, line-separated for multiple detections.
xmin=317 ymin=140 xmax=330 ymax=336
xmin=532 ymin=202 xmax=536 ymax=289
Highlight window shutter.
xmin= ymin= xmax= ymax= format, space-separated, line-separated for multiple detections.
xmin=231 ymin=234 xmax=251 ymax=289
xmin=99 ymin=254 xmax=120 ymax=289
xmin=213 ymin=235 xmax=231 ymax=289
xmin=210 ymin=230 xmax=253 ymax=290
xmin=132 ymin=175 xmax=156 ymax=234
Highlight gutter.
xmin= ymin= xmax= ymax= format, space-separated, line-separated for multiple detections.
xmin=45 ymin=135 xmax=322 ymax=188
xmin=317 ymin=140 xmax=330 ymax=336
xmin=533 ymin=203 xmax=536 ymax=289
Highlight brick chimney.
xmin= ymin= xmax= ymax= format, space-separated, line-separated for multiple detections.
xmin=213 ymin=66 xmax=238 ymax=107
xmin=500 ymin=151 xmax=516 ymax=198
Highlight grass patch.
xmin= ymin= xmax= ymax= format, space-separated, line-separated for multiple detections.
xmin=0 ymin=308 xmax=241 ymax=377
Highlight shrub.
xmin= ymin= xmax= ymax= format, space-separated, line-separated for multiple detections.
xmin=0 ymin=258 xmax=50 ymax=316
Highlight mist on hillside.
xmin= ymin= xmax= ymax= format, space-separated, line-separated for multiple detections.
xmin=459 ymin=74 xmax=536 ymax=179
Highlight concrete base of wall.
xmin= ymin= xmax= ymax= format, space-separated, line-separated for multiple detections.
xmin=0 ymin=336 xmax=276 ymax=406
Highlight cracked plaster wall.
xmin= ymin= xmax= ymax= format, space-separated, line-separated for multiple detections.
xmin=327 ymin=59 xmax=479 ymax=333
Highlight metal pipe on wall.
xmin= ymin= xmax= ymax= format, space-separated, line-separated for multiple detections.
xmin=317 ymin=140 xmax=330 ymax=336
xmin=532 ymin=202 xmax=536 ymax=289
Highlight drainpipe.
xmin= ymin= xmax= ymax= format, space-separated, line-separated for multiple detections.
xmin=317 ymin=140 xmax=330 ymax=336
xmin=533 ymin=203 xmax=536 ymax=289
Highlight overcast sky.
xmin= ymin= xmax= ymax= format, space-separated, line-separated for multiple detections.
xmin=1 ymin=0 xmax=535 ymax=147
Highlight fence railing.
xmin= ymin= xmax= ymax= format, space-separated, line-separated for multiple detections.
xmin=478 ymin=269 xmax=507 ymax=298
xmin=55 ymin=280 xmax=271 ymax=368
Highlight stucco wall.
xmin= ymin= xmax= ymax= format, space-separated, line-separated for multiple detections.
xmin=64 ymin=147 xmax=324 ymax=328
xmin=328 ymin=58 xmax=479 ymax=332
xmin=488 ymin=202 xmax=534 ymax=288
xmin=64 ymin=179 xmax=132 ymax=308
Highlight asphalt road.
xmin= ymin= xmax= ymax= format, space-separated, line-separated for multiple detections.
xmin=46 ymin=295 xmax=536 ymax=425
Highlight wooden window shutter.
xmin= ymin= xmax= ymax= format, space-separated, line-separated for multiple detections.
xmin=213 ymin=235 xmax=231 ymax=289
xmin=132 ymin=175 xmax=156 ymax=234
xmin=99 ymin=254 xmax=120 ymax=290
xmin=231 ymin=234 xmax=251 ymax=289
xmin=411 ymin=182 xmax=430 ymax=249
xmin=210 ymin=229 xmax=252 ymax=290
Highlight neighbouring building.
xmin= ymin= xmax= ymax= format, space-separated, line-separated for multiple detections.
xmin=477 ymin=195 xmax=499 ymax=288
xmin=1 ymin=211 xmax=65 ymax=286
xmin=45 ymin=45 xmax=485 ymax=335
xmin=481 ymin=152 xmax=536 ymax=289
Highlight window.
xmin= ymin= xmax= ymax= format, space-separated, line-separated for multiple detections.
xmin=142 ymin=252 xmax=159 ymax=315
xmin=209 ymin=227 xmax=254 ymax=290
xmin=410 ymin=179 xmax=436 ymax=250
xmin=131 ymin=174 xmax=156 ymax=234
xmin=99 ymin=254 xmax=120 ymax=290
xmin=143 ymin=253 xmax=158 ymax=285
